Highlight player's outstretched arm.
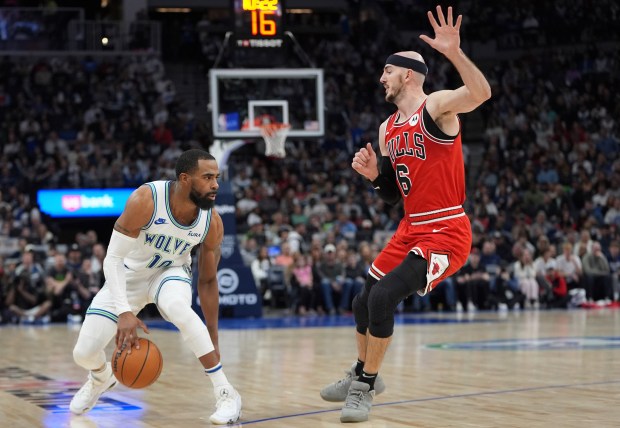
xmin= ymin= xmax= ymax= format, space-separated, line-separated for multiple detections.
xmin=420 ymin=5 xmax=491 ymax=116
xmin=197 ymin=210 xmax=224 ymax=358
xmin=108 ymin=185 xmax=153 ymax=354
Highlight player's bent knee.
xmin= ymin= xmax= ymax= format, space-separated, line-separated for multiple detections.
xmin=353 ymin=276 xmax=377 ymax=334
xmin=366 ymin=254 xmax=428 ymax=338
xmin=73 ymin=335 xmax=107 ymax=370
xmin=367 ymin=285 xmax=396 ymax=338
xmin=391 ymin=253 xmax=428 ymax=294
xmin=73 ymin=314 xmax=117 ymax=370
xmin=158 ymin=298 xmax=214 ymax=357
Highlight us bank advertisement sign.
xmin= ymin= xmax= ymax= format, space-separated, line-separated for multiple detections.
xmin=37 ymin=188 xmax=133 ymax=218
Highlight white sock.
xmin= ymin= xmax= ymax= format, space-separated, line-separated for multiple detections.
xmin=205 ymin=363 xmax=230 ymax=389
xmin=91 ymin=363 xmax=111 ymax=383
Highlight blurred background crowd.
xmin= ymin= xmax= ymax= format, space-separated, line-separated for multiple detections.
xmin=0 ymin=0 xmax=619 ymax=324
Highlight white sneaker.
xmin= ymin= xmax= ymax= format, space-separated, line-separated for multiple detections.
xmin=209 ymin=385 xmax=242 ymax=425
xmin=70 ymin=363 xmax=117 ymax=415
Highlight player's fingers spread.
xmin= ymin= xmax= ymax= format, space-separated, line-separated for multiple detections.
xmin=455 ymin=15 xmax=462 ymax=30
xmin=427 ymin=11 xmax=439 ymax=29
xmin=447 ymin=6 xmax=453 ymax=26
xmin=436 ymin=5 xmax=446 ymax=26
xmin=419 ymin=34 xmax=433 ymax=45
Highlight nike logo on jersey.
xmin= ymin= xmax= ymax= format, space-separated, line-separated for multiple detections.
xmin=432 ymin=227 xmax=448 ymax=233
xmin=154 ymin=218 xmax=167 ymax=225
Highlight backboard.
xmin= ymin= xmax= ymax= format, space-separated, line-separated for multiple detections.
xmin=209 ymin=68 xmax=324 ymax=138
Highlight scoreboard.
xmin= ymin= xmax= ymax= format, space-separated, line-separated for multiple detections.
xmin=233 ymin=0 xmax=285 ymax=48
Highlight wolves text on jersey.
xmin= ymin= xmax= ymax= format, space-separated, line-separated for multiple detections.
xmin=144 ymin=233 xmax=193 ymax=256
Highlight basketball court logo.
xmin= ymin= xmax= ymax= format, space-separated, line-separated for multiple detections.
xmin=427 ymin=337 xmax=620 ymax=350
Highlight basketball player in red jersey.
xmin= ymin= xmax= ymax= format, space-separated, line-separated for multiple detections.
xmin=320 ymin=6 xmax=491 ymax=422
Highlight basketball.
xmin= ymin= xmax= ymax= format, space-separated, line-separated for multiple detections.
xmin=112 ymin=338 xmax=163 ymax=389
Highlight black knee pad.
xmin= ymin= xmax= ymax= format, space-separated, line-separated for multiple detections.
xmin=353 ymin=275 xmax=377 ymax=334
xmin=367 ymin=253 xmax=428 ymax=338
xmin=390 ymin=253 xmax=429 ymax=294
xmin=367 ymin=284 xmax=396 ymax=338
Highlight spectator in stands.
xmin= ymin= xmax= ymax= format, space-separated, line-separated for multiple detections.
xmin=544 ymin=263 xmax=569 ymax=308
xmin=251 ymin=246 xmax=271 ymax=300
xmin=45 ymin=253 xmax=74 ymax=322
xmin=73 ymin=258 xmax=101 ymax=311
xmin=455 ymin=249 xmax=490 ymax=311
xmin=608 ymin=241 xmax=620 ymax=301
xmin=480 ymin=240 xmax=503 ymax=290
xmin=5 ymin=247 xmax=49 ymax=323
xmin=513 ymin=248 xmax=539 ymax=308
xmin=290 ymin=253 xmax=315 ymax=315
xmin=66 ymin=243 xmax=83 ymax=272
xmin=555 ymin=242 xmax=583 ymax=291
xmin=318 ymin=243 xmax=345 ymax=315
xmin=341 ymin=252 xmax=366 ymax=313
xmin=582 ymin=242 xmax=613 ymax=302
xmin=533 ymin=247 xmax=557 ymax=302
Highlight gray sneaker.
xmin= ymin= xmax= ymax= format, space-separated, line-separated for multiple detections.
xmin=340 ymin=380 xmax=375 ymax=423
xmin=320 ymin=363 xmax=385 ymax=402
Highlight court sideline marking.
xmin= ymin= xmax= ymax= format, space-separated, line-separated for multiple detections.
xmin=239 ymin=379 xmax=620 ymax=425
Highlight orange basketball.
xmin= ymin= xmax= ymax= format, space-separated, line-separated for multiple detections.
xmin=112 ymin=337 xmax=163 ymax=389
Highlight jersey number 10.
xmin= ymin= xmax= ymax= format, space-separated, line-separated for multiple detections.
xmin=147 ymin=253 xmax=173 ymax=269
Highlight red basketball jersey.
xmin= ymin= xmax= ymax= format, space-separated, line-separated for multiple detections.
xmin=384 ymin=100 xmax=466 ymax=218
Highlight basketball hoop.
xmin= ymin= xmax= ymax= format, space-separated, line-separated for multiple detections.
xmin=260 ymin=122 xmax=290 ymax=158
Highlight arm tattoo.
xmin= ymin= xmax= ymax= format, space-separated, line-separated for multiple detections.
xmin=114 ymin=222 xmax=132 ymax=235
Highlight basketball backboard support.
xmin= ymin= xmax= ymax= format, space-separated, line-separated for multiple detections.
xmin=209 ymin=68 xmax=324 ymax=138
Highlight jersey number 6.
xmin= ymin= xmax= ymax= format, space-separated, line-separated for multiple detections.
xmin=396 ymin=164 xmax=412 ymax=196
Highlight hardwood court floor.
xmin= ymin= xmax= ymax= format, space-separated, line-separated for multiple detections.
xmin=1 ymin=309 xmax=619 ymax=428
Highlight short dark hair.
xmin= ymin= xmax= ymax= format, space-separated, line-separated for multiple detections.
xmin=175 ymin=149 xmax=215 ymax=178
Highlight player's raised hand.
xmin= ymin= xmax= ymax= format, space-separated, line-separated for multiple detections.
xmin=419 ymin=6 xmax=462 ymax=58
xmin=352 ymin=142 xmax=379 ymax=181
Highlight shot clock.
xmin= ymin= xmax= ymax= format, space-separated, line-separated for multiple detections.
xmin=233 ymin=0 xmax=285 ymax=48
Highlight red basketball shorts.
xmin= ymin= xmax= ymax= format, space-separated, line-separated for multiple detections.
xmin=368 ymin=212 xmax=472 ymax=295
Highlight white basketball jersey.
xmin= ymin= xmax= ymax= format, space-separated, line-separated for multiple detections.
xmin=123 ymin=180 xmax=212 ymax=272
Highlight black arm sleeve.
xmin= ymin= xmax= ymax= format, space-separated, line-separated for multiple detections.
xmin=370 ymin=156 xmax=402 ymax=206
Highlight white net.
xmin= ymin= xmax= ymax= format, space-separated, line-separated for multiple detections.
xmin=260 ymin=123 xmax=290 ymax=158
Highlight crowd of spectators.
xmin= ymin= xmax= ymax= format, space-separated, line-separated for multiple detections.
xmin=1 ymin=3 xmax=619 ymax=323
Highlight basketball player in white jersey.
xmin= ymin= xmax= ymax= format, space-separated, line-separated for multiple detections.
xmin=70 ymin=150 xmax=242 ymax=425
